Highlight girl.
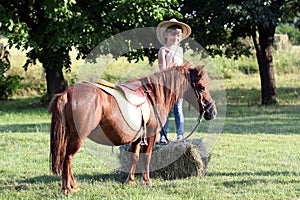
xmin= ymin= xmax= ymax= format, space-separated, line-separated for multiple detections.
xmin=156 ymin=18 xmax=191 ymax=144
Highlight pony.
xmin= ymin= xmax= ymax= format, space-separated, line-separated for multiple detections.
xmin=48 ymin=62 xmax=217 ymax=194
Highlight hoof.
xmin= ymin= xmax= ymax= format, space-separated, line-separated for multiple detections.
xmin=125 ymin=180 xmax=137 ymax=186
xmin=71 ymin=187 xmax=80 ymax=193
xmin=61 ymin=187 xmax=80 ymax=195
xmin=141 ymin=179 xmax=153 ymax=186
xmin=61 ymin=188 xmax=70 ymax=195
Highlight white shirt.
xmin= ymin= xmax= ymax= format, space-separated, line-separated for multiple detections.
xmin=158 ymin=45 xmax=183 ymax=70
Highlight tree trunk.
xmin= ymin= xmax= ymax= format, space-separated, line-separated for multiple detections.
xmin=45 ymin=65 xmax=67 ymax=95
xmin=251 ymin=25 xmax=278 ymax=105
xmin=42 ymin=56 xmax=67 ymax=95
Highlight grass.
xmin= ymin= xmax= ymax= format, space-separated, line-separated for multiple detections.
xmin=0 ymin=77 xmax=300 ymax=199
xmin=0 ymin=44 xmax=299 ymax=199
xmin=0 ymin=116 xmax=299 ymax=199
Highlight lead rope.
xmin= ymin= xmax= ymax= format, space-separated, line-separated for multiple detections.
xmin=182 ymin=111 xmax=203 ymax=140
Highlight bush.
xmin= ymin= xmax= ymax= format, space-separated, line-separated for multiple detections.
xmin=0 ymin=44 xmax=23 ymax=99
xmin=276 ymin=23 xmax=300 ymax=45
xmin=238 ymin=63 xmax=259 ymax=74
xmin=0 ymin=74 xmax=23 ymax=99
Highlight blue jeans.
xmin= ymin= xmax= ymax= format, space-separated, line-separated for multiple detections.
xmin=160 ymin=98 xmax=184 ymax=139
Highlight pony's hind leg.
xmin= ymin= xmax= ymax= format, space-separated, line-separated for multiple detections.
xmin=126 ymin=139 xmax=141 ymax=185
xmin=62 ymin=139 xmax=82 ymax=194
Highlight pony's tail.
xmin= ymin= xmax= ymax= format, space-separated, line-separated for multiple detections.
xmin=48 ymin=92 xmax=68 ymax=175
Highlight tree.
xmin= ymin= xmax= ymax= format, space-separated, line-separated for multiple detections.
xmin=180 ymin=0 xmax=300 ymax=105
xmin=1 ymin=0 xmax=299 ymax=104
xmin=0 ymin=0 xmax=179 ymax=96
xmin=1 ymin=1 xmax=76 ymax=95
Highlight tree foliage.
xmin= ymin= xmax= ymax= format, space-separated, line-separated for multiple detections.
xmin=179 ymin=0 xmax=299 ymax=104
xmin=0 ymin=0 xmax=180 ymax=96
xmin=180 ymin=0 xmax=299 ymax=57
xmin=0 ymin=43 xmax=22 ymax=99
xmin=0 ymin=0 xmax=299 ymax=104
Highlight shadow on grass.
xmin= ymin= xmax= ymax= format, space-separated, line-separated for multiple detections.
xmin=76 ymin=172 xmax=125 ymax=183
xmin=222 ymin=178 xmax=300 ymax=187
xmin=0 ymin=172 xmax=124 ymax=191
xmin=0 ymin=123 xmax=50 ymax=133
xmin=225 ymin=86 xmax=300 ymax=106
xmin=223 ymin=105 xmax=300 ymax=134
xmin=0 ymin=96 xmax=48 ymax=113
xmin=208 ymin=170 xmax=299 ymax=177
xmin=0 ymin=175 xmax=59 ymax=191
xmin=208 ymin=170 xmax=300 ymax=187
xmin=23 ymin=172 xmax=124 ymax=184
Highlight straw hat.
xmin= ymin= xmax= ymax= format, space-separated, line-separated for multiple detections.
xmin=156 ymin=18 xmax=191 ymax=44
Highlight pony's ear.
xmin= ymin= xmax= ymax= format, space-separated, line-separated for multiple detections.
xmin=183 ymin=61 xmax=195 ymax=69
xmin=196 ymin=65 xmax=205 ymax=77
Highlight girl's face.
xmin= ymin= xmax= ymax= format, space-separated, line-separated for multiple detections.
xmin=165 ymin=28 xmax=183 ymax=46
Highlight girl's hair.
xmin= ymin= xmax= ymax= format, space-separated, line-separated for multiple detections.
xmin=167 ymin=25 xmax=183 ymax=31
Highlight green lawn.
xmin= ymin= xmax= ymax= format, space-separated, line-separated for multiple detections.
xmin=0 ymin=131 xmax=299 ymax=200
xmin=1 ymin=38 xmax=299 ymax=199
xmin=0 ymin=88 xmax=299 ymax=199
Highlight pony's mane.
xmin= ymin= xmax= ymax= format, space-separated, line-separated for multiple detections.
xmin=140 ymin=62 xmax=197 ymax=109
xmin=145 ymin=62 xmax=196 ymax=86
xmin=125 ymin=62 xmax=199 ymax=85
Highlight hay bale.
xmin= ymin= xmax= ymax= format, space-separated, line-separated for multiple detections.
xmin=274 ymin=34 xmax=291 ymax=51
xmin=118 ymin=139 xmax=210 ymax=180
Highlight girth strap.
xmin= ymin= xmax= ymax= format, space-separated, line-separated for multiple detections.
xmin=141 ymin=79 xmax=169 ymax=143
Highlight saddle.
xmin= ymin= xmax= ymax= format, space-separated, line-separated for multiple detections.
xmin=117 ymin=81 xmax=146 ymax=106
xmin=86 ymin=79 xmax=150 ymax=132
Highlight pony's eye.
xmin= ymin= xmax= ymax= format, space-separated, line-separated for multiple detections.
xmin=198 ymin=85 xmax=205 ymax=92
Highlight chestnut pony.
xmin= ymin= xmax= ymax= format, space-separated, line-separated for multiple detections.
xmin=48 ymin=62 xmax=217 ymax=194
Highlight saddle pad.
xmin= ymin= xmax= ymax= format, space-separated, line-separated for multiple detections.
xmin=86 ymin=82 xmax=150 ymax=131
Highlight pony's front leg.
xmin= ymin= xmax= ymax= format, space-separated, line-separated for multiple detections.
xmin=140 ymin=135 xmax=156 ymax=186
xmin=126 ymin=139 xmax=141 ymax=185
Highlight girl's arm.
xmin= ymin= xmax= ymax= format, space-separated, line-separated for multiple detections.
xmin=158 ymin=48 xmax=166 ymax=70
xmin=177 ymin=47 xmax=184 ymax=65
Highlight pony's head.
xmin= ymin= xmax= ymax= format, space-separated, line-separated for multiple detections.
xmin=182 ymin=63 xmax=217 ymax=120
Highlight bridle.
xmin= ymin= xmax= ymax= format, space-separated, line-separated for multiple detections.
xmin=189 ymin=68 xmax=215 ymax=116
xmin=183 ymin=69 xmax=215 ymax=140
xmin=141 ymin=68 xmax=215 ymax=143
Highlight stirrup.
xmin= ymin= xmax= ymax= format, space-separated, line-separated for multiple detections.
xmin=159 ymin=136 xmax=168 ymax=145
xmin=140 ymin=119 xmax=148 ymax=146
xmin=141 ymin=137 xmax=148 ymax=146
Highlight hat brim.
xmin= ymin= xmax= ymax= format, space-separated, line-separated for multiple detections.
xmin=156 ymin=20 xmax=191 ymax=45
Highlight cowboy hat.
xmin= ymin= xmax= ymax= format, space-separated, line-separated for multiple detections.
xmin=156 ymin=18 xmax=191 ymax=44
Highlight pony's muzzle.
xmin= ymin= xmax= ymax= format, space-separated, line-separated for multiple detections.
xmin=204 ymin=102 xmax=217 ymax=120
